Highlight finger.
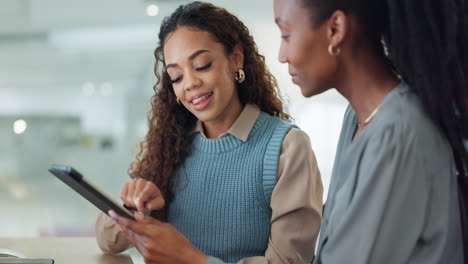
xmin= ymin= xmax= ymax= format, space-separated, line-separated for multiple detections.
xmin=109 ymin=210 xmax=138 ymax=245
xmin=119 ymin=225 xmax=138 ymax=245
xmin=109 ymin=209 xmax=137 ymax=230
xmin=135 ymin=179 xmax=149 ymax=212
xmin=135 ymin=212 xmax=165 ymax=229
xmin=117 ymin=223 xmax=153 ymax=261
xmin=126 ymin=180 xmax=136 ymax=208
xmin=109 ymin=210 xmax=155 ymax=236
xmin=145 ymin=196 xmax=165 ymax=211
xmin=115 ymin=215 xmax=152 ymax=245
xmin=120 ymin=182 xmax=130 ymax=206
xmin=122 ymin=225 xmax=151 ymax=252
xmin=134 ymin=211 xmax=156 ymax=224
xmin=138 ymin=182 xmax=164 ymax=211
xmin=133 ymin=212 xmax=145 ymax=222
xmin=138 ymin=185 xmax=158 ymax=212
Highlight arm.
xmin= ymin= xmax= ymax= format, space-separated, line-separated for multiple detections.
xmin=266 ymin=128 xmax=323 ymax=263
xmin=96 ymin=178 xmax=165 ymax=253
xmin=95 ymin=212 xmax=133 ymax=253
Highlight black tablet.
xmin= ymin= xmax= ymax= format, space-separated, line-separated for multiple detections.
xmin=0 ymin=259 xmax=54 ymax=264
xmin=48 ymin=164 xmax=135 ymax=220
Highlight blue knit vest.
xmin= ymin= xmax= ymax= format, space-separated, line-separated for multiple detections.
xmin=167 ymin=112 xmax=294 ymax=263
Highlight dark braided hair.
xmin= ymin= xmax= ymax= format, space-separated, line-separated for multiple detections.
xmin=302 ymin=0 xmax=468 ymax=256
xmin=129 ymin=1 xmax=289 ymax=220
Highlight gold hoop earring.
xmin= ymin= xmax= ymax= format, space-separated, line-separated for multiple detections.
xmin=235 ymin=69 xmax=246 ymax=83
xmin=328 ymin=44 xmax=341 ymax=56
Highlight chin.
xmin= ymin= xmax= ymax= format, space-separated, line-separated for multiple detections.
xmin=191 ymin=111 xmax=211 ymax=122
xmin=299 ymin=86 xmax=317 ymax=98
xmin=190 ymin=107 xmax=217 ymax=123
xmin=300 ymin=82 xmax=329 ymax=98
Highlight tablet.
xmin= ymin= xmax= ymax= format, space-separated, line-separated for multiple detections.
xmin=0 ymin=259 xmax=54 ymax=264
xmin=48 ymin=165 xmax=135 ymax=220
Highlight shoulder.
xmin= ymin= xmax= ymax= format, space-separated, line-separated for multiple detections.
xmin=283 ymin=128 xmax=312 ymax=150
xmin=375 ymin=85 xmax=443 ymax=144
xmin=256 ymin=112 xmax=297 ymax=138
xmin=366 ymin=84 xmax=453 ymax=170
xmin=257 ymin=113 xmax=314 ymax=155
xmin=281 ymin=128 xmax=317 ymax=166
xmin=260 ymin=112 xmax=295 ymax=127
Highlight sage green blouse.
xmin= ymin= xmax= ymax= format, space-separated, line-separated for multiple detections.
xmin=313 ymin=82 xmax=464 ymax=263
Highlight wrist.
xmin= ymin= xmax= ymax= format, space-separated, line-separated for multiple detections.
xmin=182 ymin=247 xmax=207 ymax=264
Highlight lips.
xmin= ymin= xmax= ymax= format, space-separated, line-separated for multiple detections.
xmin=290 ymin=73 xmax=299 ymax=84
xmin=291 ymin=75 xmax=299 ymax=84
xmin=189 ymin=91 xmax=214 ymax=111
xmin=189 ymin=92 xmax=213 ymax=104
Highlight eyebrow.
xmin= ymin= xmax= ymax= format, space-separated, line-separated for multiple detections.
xmin=166 ymin=49 xmax=210 ymax=69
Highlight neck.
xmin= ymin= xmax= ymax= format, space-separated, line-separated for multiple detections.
xmin=202 ymin=99 xmax=244 ymax=139
xmin=335 ymin=50 xmax=399 ymax=125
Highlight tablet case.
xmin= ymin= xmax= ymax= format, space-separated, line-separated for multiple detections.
xmin=48 ymin=165 xmax=134 ymax=220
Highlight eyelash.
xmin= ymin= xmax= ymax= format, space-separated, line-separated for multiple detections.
xmin=170 ymin=77 xmax=181 ymax=84
xmin=170 ymin=62 xmax=212 ymax=84
xmin=281 ymin=35 xmax=289 ymax=40
xmin=196 ymin=62 xmax=212 ymax=71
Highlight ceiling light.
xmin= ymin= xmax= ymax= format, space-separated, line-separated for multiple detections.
xmin=13 ymin=119 xmax=27 ymax=135
xmin=146 ymin=4 xmax=159 ymax=17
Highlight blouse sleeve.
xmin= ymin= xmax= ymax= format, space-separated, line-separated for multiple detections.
xmin=95 ymin=212 xmax=133 ymax=253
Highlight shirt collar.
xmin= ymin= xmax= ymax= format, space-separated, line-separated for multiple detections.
xmin=193 ymin=104 xmax=261 ymax=142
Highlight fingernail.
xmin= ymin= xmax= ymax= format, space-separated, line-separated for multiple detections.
xmin=135 ymin=211 xmax=144 ymax=220
xmin=109 ymin=210 xmax=117 ymax=219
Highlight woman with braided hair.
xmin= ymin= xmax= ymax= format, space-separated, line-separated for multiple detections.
xmin=273 ymin=0 xmax=467 ymax=263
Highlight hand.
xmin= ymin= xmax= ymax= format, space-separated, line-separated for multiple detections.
xmin=120 ymin=178 xmax=165 ymax=213
xmin=109 ymin=210 xmax=208 ymax=264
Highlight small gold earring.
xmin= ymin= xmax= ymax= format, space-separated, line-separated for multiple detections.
xmin=235 ymin=69 xmax=246 ymax=83
xmin=328 ymin=44 xmax=341 ymax=56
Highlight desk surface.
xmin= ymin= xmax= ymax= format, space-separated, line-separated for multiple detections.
xmin=0 ymin=237 xmax=133 ymax=264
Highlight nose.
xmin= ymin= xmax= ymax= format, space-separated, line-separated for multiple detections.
xmin=278 ymin=42 xmax=288 ymax=64
xmin=183 ymin=71 xmax=201 ymax=92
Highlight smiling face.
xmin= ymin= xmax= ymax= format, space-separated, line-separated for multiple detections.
xmin=274 ymin=0 xmax=338 ymax=97
xmin=163 ymin=26 xmax=243 ymax=125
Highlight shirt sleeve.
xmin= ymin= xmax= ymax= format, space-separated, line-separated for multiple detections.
xmin=95 ymin=212 xmax=133 ymax=253
xmin=205 ymin=128 xmax=324 ymax=264
xmin=318 ymin=125 xmax=431 ymax=263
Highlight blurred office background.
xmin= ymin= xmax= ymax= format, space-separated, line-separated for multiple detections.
xmin=0 ymin=0 xmax=347 ymax=237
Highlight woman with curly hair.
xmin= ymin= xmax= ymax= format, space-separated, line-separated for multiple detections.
xmin=96 ymin=2 xmax=323 ymax=264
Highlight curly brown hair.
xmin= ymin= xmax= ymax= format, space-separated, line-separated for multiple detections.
xmin=129 ymin=1 xmax=290 ymax=220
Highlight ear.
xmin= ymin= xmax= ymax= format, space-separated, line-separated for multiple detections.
xmin=326 ymin=10 xmax=348 ymax=48
xmin=231 ymin=44 xmax=245 ymax=69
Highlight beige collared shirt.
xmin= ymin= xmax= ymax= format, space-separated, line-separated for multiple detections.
xmin=96 ymin=104 xmax=323 ymax=264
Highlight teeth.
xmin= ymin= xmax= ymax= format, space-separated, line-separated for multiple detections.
xmin=192 ymin=93 xmax=212 ymax=104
